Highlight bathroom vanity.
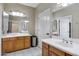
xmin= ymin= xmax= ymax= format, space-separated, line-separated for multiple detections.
xmin=2 ymin=33 xmax=31 ymax=53
xmin=42 ymin=42 xmax=71 ymax=56
xmin=42 ymin=38 xmax=79 ymax=56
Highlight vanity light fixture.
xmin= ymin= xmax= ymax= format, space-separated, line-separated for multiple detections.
xmin=57 ymin=3 xmax=72 ymax=7
xmin=24 ymin=20 xmax=29 ymax=23
xmin=3 ymin=11 xmax=9 ymax=16
xmin=10 ymin=11 xmax=26 ymax=17
xmin=61 ymin=3 xmax=68 ymax=7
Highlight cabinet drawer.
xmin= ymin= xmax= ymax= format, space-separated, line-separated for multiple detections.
xmin=49 ymin=46 xmax=65 ymax=56
xmin=2 ymin=38 xmax=10 ymax=41
xmin=9 ymin=37 xmax=17 ymax=40
xmin=25 ymin=36 xmax=30 ymax=39
xmin=42 ymin=42 xmax=48 ymax=48
xmin=18 ymin=37 xmax=24 ymax=40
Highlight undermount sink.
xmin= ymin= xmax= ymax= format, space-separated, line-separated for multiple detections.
xmin=52 ymin=39 xmax=73 ymax=47
xmin=52 ymin=37 xmax=73 ymax=47
xmin=57 ymin=42 xmax=73 ymax=47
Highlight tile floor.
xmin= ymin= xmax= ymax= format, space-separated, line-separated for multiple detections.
xmin=3 ymin=47 xmax=42 ymax=56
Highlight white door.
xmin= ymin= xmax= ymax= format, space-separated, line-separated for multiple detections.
xmin=60 ymin=16 xmax=72 ymax=39
xmin=37 ymin=9 xmax=51 ymax=48
xmin=38 ymin=9 xmax=51 ymax=39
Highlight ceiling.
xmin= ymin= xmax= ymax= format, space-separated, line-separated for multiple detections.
xmin=20 ymin=3 xmax=39 ymax=8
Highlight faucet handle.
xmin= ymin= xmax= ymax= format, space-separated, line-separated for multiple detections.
xmin=70 ymin=41 xmax=73 ymax=44
xmin=62 ymin=38 xmax=68 ymax=43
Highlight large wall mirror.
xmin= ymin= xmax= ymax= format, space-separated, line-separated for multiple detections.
xmin=2 ymin=11 xmax=30 ymax=34
xmin=51 ymin=16 xmax=72 ymax=38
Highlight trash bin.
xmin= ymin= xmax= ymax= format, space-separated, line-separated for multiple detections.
xmin=31 ymin=36 xmax=38 ymax=47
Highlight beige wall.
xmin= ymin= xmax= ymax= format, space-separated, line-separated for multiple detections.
xmin=53 ymin=4 xmax=79 ymax=38
xmin=4 ymin=3 xmax=35 ymax=35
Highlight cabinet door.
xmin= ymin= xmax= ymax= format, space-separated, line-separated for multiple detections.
xmin=2 ymin=38 xmax=9 ymax=53
xmin=24 ymin=36 xmax=31 ymax=48
xmin=49 ymin=46 xmax=65 ymax=56
xmin=14 ymin=37 xmax=24 ymax=51
xmin=42 ymin=47 xmax=48 ymax=56
xmin=2 ymin=40 xmax=13 ymax=53
xmin=42 ymin=42 xmax=48 ymax=56
xmin=42 ymin=42 xmax=48 ymax=48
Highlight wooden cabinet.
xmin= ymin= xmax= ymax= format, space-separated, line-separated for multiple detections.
xmin=42 ymin=42 xmax=72 ymax=56
xmin=2 ymin=38 xmax=14 ymax=53
xmin=49 ymin=46 xmax=65 ymax=56
xmin=14 ymin=37 xmax=24 ymax=50
xmin=2 ymin=36 xmax=31 ymax=53
xmin=42 ymin=47 xmax=48 ymax=56
xmin=42 ymin=42 xmax=49 ymax=56
xmin=24 ymin=36 xmax=31 ymax=48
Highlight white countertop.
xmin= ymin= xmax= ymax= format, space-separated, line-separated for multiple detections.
xmin=42 ymin=38 xmax=79 ymax=56
xmin=2 ymin=33 xmax=32 ymax=38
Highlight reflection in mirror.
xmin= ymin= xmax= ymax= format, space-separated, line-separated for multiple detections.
xmin=51 ymin=15 xmax=72 ymax=38
xmin=2 ymin=11 xmax=30 ymax=34
xmin=69 ymin=22 xmax=71 ymax=38
xmin=51 ymin=19 xmax=59 ymax=36
xmin=2 ymin=11 xmax=9 ymax=34
xmin=53 ymin=20 xmax=57 ymax=32
xmin=58 ymin=16 xmax=72 ymax=39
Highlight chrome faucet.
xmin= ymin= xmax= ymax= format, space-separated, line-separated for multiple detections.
xmin=69 ymin=40 xmax=73 ymax=44
xmin=62 ymin=39 xmax=68 ymax=43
